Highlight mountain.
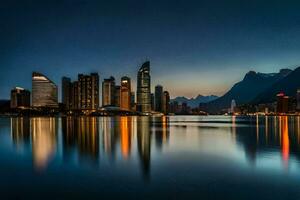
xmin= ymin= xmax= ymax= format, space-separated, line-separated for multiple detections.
xmin=171 ymin=95 xmax=219 ymax=108
xmin=253 ymin=66 xmax=300 ymax=103
xmin=200 ymin=68 xmax=292 ymax=113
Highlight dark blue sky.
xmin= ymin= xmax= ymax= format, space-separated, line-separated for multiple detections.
xmin=1 ymin=0 xmax=300 ymax=99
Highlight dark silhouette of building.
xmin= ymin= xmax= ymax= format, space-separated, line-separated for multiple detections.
xmin=277 ymin=92 xmax=289 ymax=113
xmin=151 ymin=93 xmax=155 ymax=111
xmin=130 ymin=92 xmax=135 ymax=111
xmin=10 ymin=87 xmax=30 ymax=109
xmin=162 ymin=91 xmax=170 ymax=114
xmin=115 ymin=85 xmax=121 ymax=107
xmin=155 ymin=85 xmax=163 ymax=112
xmin=32 ymin=72 xmax=58 ymax=108
xmin=62 ymin=77 xmax=72 ymax=110
xmin=136 ymin=61 xmax=151 ymax=113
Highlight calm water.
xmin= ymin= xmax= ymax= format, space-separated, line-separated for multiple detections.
xmin=1 ymin=115 xmax=300 ymax=199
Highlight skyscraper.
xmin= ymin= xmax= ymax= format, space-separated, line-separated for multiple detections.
xmin=10 ymin=87 xmax=31 ymax=109
xmin=62 ymin=77 xmax=72 ymax=110
xmin=102 ymin=76 xmax=116 ymax=106
xmin=136 ymin=61 xmax=151 ymax=113
xmin=130 ymin=92 xmax=135 ymax=111
xmin=115 ymin=85 xmax=121 ymax=107
xmin=155 ymin=85 xmax=163 ymax=112
xmin=78 ymin=73 xmax=99 ymax=110
xmin=32 ymin=72 xmax=58 ymax=108
xmin=120 ymin=76 xmax=131 ymax=110
xmin=162 ymin=91 xmax=170 ymax=114
xmin=151 ymin=93 xmax=155 ymax=111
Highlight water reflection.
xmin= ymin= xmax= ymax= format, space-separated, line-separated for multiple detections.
xmin=235 ymin=116 xmax=300 ymax=169
xmin=11 ymin=115 xmax=300 ymax=176
xmin=31 ymin=118 xmax=57 ymax=170
xmin=10 ymin=116 xmax=170 ymax=176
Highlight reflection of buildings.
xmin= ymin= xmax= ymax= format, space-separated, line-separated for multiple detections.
xmin=11 ymin=117 xmax=30 ymax=148
xmin=62 ymin=117 xmax=99 ymax=161
xmin=234 ymin=116 xmax=300 ymax=168
xmin=120 ymin=117 xmax=132 ymax=158
xmin=31 ymin=118 xmax=57 ymax=170
xmin=137 ymin=117 xmax=151 ymax=179
xmin=153 ymin=116 xmax=170 ymax=149
xmin=101 ymin=117 xmax=119 ymax=158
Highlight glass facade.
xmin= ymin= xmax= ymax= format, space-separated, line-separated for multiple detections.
xmin=32 ymin=72 xmax=58 ymax=108
xmin=137 ymin=61 xmax=151 ymax=113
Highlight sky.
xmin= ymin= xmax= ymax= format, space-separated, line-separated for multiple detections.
xmin=1 ymin=0 xmax=300 ymax=100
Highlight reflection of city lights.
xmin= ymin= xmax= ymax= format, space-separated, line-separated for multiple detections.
xmin=281 ymin=116 xmax=289 ymax=168
xmin=120 ymin=117 xmax=131 ymax=158
xmin=31 ymin=118 xmax=56 ymax=170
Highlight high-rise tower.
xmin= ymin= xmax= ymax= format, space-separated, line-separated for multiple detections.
xmin=136 ymin=61 xmax=151 ymax=113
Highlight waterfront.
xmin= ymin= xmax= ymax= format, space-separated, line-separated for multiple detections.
xmin=1 ymin=115 xmax=300 ymax=199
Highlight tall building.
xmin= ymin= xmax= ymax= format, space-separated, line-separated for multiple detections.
xmin=277 ymin=92 xmax=289 ymax=113
xmin=155 ymin=85 xmax=163 ymax=112
xmin=102 ymin=76 xmax=116 ymax=106
xmin=162 ymin=91 xmax=170 ymax=114
xmin=71 ymin=81 xmax=79 ymax=110
xmin=136 ymin=61 xmax=151 ymax=113
xmin=10 ymin=87 xmax=30 ymax=109
xmin=115 ymin=85 xmax=121 ymax=107
xmin=62 ymin=77 xmax=72 ymax=110
xmin=32 ymin=72 xmax=58 ymax=108
xmin=130 ymin=92 xmax=135 ymax=111
xmin=151 ymin=93 xmax=155 ymax=111
xmin=120 ymin=76 xmax=131 ymax=110
xmin=297 ymin=89 xmax=300 ymax=111
xmin=78 ymin=73 xmax=99 ymax=110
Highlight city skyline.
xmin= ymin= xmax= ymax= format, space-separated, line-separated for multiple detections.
xmin=2 ymin=0 xmax=300 ymax=99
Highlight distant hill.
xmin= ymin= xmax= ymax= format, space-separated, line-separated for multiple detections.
xmin=200 ymin=68 xmax=292 ymax=113
xmin=253 ymin=66 xmax=300 ymax=103
xmin=171 ymin=95 xmax=218 ymax=108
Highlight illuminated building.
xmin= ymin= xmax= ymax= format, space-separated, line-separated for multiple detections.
xmin=32 ymin=72 xmax=58 ymax=108
xmin=130 ymin=92 xmax=135 ymax=111
xmin=120 ymin=76 xmax=131 ymax=110
xmin=155 ymin=85 xmax=163 ymax=112
xmin=62 ymin=77 xmax=72 ymax=110
xmin=102 ymin=76 xmax=116 ymax=106
xmin=115 ymin=85 xmax=121 ymax=107
xmin=137 ymin=61 xmax=151 ymax=113
xmin=162 ymin=91 xmax=170 ymax=114
xmin=78 ymin=73 xmax=99 ymax=110
xmin=10 ymin=87 xmax=30 ymax=109
xmin=297 ymin=89 xmax=300 ymax=111
xmin=277 ymin=92 xmax=289 ymax=113
xmin=151 ymin=93 xmax=154 ymax=111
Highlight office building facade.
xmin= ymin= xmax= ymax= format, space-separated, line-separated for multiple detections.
xmin=10 ymin=87 xmax=31 ymax=109
xmin=32 ymin=72 xmax=58 ymax=108
xmin=136 ymin=61 xmax=151 ymax=113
